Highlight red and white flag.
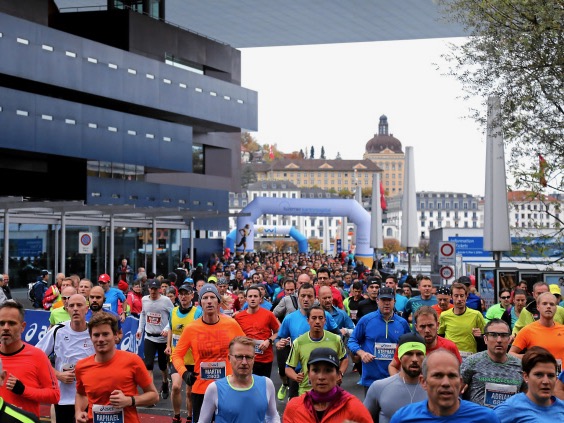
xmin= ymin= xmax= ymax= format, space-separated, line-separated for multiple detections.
xmin=380 ymin=181 xmax=387 ymax=210
xmin=269 ymin=145 xmax=274 ymax=160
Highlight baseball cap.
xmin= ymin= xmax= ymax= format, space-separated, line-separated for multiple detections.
xmin=458 ymin=276 xmax=472 ymax=286
xmin=98 ymin=273 xmax=111 ymax=283
xmin=199 ymin=283 xmax=221 ymax=301
xmin=148 ymin=279 xmax=161 ymax=289
xmin=436 ymin=286 xmax=451 ymax=296
xmin=184 ymin=277 xmax=194 ymax=284
xmin=549 ymin=284 xmax=561 ymax=296
xmin=307 ymin=347 xmax=340 ymax=369
xmin=378 ymin=287 xmax=395 ymax=299
xmin=207 ymin=275 xmax=218 ymax=284
xmin=397 ymin=333 xmax=426 ymax=359
xmin=41 ymin=269 xmax=51 ymax=276
xmin=178 ymin=283 xmax=194 ymax=293
xmin=217 ymin=277 xmax=228 ymax=286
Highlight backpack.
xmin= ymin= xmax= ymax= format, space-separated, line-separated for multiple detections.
xmin=27 ymin=281 xmax=37 ymax=303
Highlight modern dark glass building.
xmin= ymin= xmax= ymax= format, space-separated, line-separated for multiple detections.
xmin=0 ymin=0 xmax=257 ymax=285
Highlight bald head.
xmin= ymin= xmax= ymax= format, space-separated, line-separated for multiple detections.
xmin=69 ymin=293 xmax=86 ymax=305
xmin=297 ymin=273 xmax=311 ymax=288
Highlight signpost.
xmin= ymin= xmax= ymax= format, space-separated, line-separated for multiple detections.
xmin=438 ymin=241 xmax=456 ymax=266
xmin=79 ymin=232 xmax=93 ymax=254
xmin=440 ymin=266 xmax=454 ymax=280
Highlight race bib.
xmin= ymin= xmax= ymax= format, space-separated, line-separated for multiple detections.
xmin=254 ymin=339 xmax=264 ymax=355
xmin=200 ymin=361 xmax=226 ymax=380
xmin=484 ymin=383 xmax=518 ymax=407
xmin=459 ymin=351 xmax=474 ymax=359
xmin=374 ymin=343 xmax=396 ymax=360
xmin=350 ymin=310 xmax=358 ymax=320
xmin=102 ymin=303 xmax=111 ymax=311
xmin=92 ymin=405 xmax=124 ymax=423
xmin=62 ymin=362 xmax=75 ymax=372
xmin=147 ymin=312 xmax=162 ymax=325
xmin=172 ymin=334 xmax=180 ymax=348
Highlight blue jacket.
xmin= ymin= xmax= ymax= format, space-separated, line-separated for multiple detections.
xmin=348 ymin=310 xmax=410 ymax=387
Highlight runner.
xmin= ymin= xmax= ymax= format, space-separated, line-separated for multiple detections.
xmin=234 ymin=285 xmax=280 ymax=378
xmin=136 ymin=279 xmax=174 ymax=399
xmin=390 ymin=350 xmax=500 ymax=422
xmin=494 ymin=347 xmax=564 ymax=421
xmin=74 ymin=312 xmax=159 ymax=423
xmin=0 ymin=357 xmax=40 ymax=423
xmin=460 ymin=319 xmax=525 ymax=408
xmin=165 ymin=283 xmax=198 ymax=423
xmin=364 ymin=333 xmax=427 ymax=423
xmin=0 ymin=301 xmax=60 ymax=417
xmin=348 ymin=287 xmax=410 ymax=395
xmin=171 ymin=283 xmax=245 ymax=422
xmin=285 ymin=306 xmax=348 ymax=395
xmin=388 ymin=306 xmax=461 ymax=375
xmin=438 ymin=282 xmax=485 ymax=357
xmin=36 ymin=294 xmax=94 ymax=423
xmin=199 ymin=336 xmax=280 ymax=422
xmin=283 ymin=347 xmax=372 ymax=423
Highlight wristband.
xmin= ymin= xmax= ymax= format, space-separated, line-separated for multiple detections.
xmin=12 ymin=380 xmax=25 ymax=395
xmin=268 ymin=338 xmax=273 ymax=345
xmin=130 ymin=396 xmax=136 ymax=407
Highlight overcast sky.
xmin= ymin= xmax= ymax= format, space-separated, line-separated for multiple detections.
xmin=240 ymin=37 xmax=491 ymax=197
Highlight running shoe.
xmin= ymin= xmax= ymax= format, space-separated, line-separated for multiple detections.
xmin=277 ymin=384 xmax=288 ymax=401
xmin=161 ymin=381 xmax=170 ymax=399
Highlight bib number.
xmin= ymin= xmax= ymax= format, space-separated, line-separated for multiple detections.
xmin=374 ymin=343 xmax=396 ymax=360
xmin=92 ymin=404 xmax=124 ymax=423
xmin=484 ymin=383 xmax=517 ymax=407
xmin=200 ymin=361 xmax=226 ymax=380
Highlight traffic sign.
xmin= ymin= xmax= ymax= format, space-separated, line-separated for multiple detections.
xmin=438 ymin=241 xmax=456 ymax=265
xmin=440 ymin=266 xmax=454 ymax=280
xmin=79 ymin=232 xmax=93 ymax=254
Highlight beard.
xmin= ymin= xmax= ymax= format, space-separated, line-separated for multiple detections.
xmin=402 ymin=363 xmax=421 ymax=379
xmin=90 ymin=303 xmax=102 ymax=312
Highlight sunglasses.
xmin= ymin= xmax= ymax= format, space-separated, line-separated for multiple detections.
xmin=500 ymin=296 xmax=511 ymax=300
xmin=62 ymin=296 xmax=72 ymax=300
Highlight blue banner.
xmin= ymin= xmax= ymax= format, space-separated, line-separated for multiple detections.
xmin=448 ymin=236 xmax=487 ymax=257
xmin=23 ymin=309 xmax=145 ymax=358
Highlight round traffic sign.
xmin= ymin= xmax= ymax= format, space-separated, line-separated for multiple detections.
xmin=440 ymin=243 xmax=454 ymax=257
xmin=440 ymin=266 xmax=454 ymax=279
xmin=80 ymin=233 xmax=92 ymax=246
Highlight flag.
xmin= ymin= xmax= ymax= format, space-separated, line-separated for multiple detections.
xmin=269 ymin=145 xmax=274 ymax=160
xmin=539 ymin=154 xmax=547 ymax=187
xmin=380 ymin=181 xmax=387 ymax=210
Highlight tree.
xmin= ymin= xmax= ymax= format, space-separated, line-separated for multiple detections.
xmin=308 ymin=238 xmax=322 ymax=253
xmin=335 ymin=152 xmax=342 ymax=160
xmin=439 ymin=0 xmax=564 ymax=266
xmin=320 ymin=146 xmax=326 ymax=159
xmin=241 ymin=132 xmax=260 ymax=155
xmin=439 ymin=0 xmax=563 ymax=194
xmin=310 ymin=146 xmax=315 ymax=159
xmin=240 ymin=163 xmax=257 ymax=188
xmin=383 ymin=238 xmax=401 ymax=255
xmin=361 ymin=187 xmax=373 ymax=198
xmin=338 ymin=189 xmax=353 ymax=198
xmin=299 ymin=149 xmax=305 ymax=159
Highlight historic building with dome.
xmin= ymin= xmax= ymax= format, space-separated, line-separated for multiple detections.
xmin=363 ymin=115 xmax=405 ymax=196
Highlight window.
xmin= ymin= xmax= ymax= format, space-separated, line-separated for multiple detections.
xmin=192 ymin=144 xmax=204 ymax=174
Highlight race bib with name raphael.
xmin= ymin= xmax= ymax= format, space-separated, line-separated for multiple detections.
xmin=200 ymin=361 xmax=226 ymax=380
xmin=92 ymin=404 xmax=124 ymax=423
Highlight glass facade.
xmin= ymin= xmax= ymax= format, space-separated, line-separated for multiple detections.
xmin=0 ymin=223 xmax=182 ymax=288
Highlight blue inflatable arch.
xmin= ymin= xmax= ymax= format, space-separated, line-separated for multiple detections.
xmin=232 ymin=197 xmax=372 ymax=265
xmin=226 ymin=225 xmax=308 ymax=253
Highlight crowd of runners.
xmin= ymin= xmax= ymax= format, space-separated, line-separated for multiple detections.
xmin=0 ymin=250 xmax=563 ymax=422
